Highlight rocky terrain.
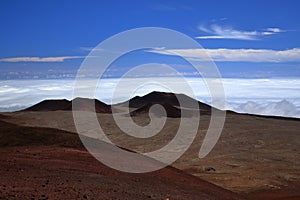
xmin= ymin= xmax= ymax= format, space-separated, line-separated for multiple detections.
xmin=1 ymin=91 xmax=299 ymax=199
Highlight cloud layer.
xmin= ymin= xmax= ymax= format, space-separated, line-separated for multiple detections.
xmin=234 ymin=100 xmax=300 ymax=118
xmin=0 ymin=56 xmax=83 ymax=62
xmin=149 ymin=48 xmax=300 ymax=62
xmin=197 ymin=24 xmax=285 ymax=40
xmin=0 ymin=78 xmax=300 ymax=118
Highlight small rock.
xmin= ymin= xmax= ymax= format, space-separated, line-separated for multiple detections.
xmin=204 ymin=167 xmax=216 ymax=172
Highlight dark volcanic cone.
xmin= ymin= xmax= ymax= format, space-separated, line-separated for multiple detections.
xmin=24 ymin=98 xmax=112 ymax=113
xmin=130 ymin=102 xmax=195 ymax=118
xmin=117 ymin=91 xmax=212 ymax=111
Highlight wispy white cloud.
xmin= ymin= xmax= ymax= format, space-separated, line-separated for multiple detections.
xmin=80 ymin=47 xmax=123 ymax=55
xmin=80 ymin=47 xmax=100 ymax=51
xmin=80 ymin=47 xmax=111 ymax=52
xmin=265 ymin=27 xmax=285 ymax=33
xmin=148 ymin=48 xmax=300 ymax=62
xmin=0 ymin=56 xmax=84 ymax=62
xmin=197 ymin=24 xmax=286 ymax=40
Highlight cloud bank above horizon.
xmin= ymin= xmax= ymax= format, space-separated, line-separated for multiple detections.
xmin=0 ymin=78 xmax=299 ymax=118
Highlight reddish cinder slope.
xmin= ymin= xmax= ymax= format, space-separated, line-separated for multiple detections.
xmin=0 ymin=120 xmax=243 ymax=200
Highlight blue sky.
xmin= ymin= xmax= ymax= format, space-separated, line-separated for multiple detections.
xmin=1 ymin=0 xmax=300 ymax=78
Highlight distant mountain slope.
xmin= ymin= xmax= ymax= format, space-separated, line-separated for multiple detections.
xmin=130 ymin=102 xmax=195 ymax=118
xmin=25 ymin=99 xmax=70 ymax=111
xmin=24 ymin=97 xmax=112 ymax=113
xmin=22 ymin=91 xmax=213 ymax=116
xmin=117 ymin=91 xmax=213 ymax=111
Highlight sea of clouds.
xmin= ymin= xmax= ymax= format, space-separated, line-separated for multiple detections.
xmin=0 ymin=78 xmax=299 ymax=118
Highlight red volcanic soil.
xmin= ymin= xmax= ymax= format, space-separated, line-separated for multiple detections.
xmin=0 ymin=146 xmax=244 ymax=200
xmin=0 ymin=120 xmax=243 ymax=200
xmin=246 ymin=183 xmax=300 ymax=200
xmin=24 ymin=97 xmax=112 ymax=113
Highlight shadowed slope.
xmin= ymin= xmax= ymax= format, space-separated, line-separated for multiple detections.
xmin=130 ymin=102 xmax=182 ymax=118
xmin=24 ymin=97 xmax=112 ymax=113
xmin=130 ymin=102 xmax=198 ymax=118
xmin=0 ymin=119 xmax=85 ymax=148
xmin=117 ymin=91 xmax=212 ymax=111
xmin=0 ymin=119 xmax=243 ymax=200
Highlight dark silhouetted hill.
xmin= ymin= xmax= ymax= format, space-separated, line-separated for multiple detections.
xmin=24 ymin=97 xmax=112 ymax=113
xmin=117 ymin=91 xmax=212 ymax=111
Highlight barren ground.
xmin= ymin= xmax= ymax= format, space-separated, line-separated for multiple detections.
xmin=1 ymin=110 xmax=299 ymax=197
